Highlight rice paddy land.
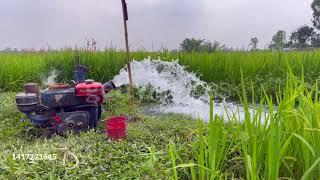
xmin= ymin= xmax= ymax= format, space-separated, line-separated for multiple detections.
xmin=2 ymin=50 xmax=320 ymax=179
xmin=2 ymin=50 xmax=320 ymax=101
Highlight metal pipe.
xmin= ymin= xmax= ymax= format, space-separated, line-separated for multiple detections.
xmin=103 ymin=81 xmax=117 ymax=93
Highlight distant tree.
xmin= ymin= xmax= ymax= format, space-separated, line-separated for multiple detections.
xmin=269 ymin=30 xmax=286 ymax=50
xmin=287 ymin=32 xmax=296 ymax=47
xmin=289 ymin=25 xmax=316 ymax=48
xmin=213 ymin=41 xmax=226 ymax=51
xmin=249 ymin=37 xmax=259 ymax=50
xmin=92 ymin=38 xmax=97 ymax=51
xmin=201 ymin=41 xmax=225 ymax=52
xmin=311 ymin=33 xmax=320 ymax=47
xmin=180 ymin=38 xmax=224 ymax=52
xmin=180 ymin=38 xmax=205 ymax=52
xmin=3 ymin=47 xmax=12 ymax=52
xmin=312 ymin=0 xmax=320 ymax=30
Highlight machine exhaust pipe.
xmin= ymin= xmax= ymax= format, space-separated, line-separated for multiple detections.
xmin=103 ymin=81 xmax=117 ymax=93
xmin=24 ymin=83 xmax=40 ymax=96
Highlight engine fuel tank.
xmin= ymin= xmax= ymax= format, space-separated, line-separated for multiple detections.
xmin=41 ymin=88 xmax=87 ymax=108
xmin=75 ymin=80 xmax=105 ymax=104
xmin=75 ymin=80 xmax=105 ymax=96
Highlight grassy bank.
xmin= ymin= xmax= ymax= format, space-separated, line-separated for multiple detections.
xmin=0 ymin=91 xmax=198 ymax=179
xmin=169 ymin=72 xmax=320 ymax=179
xmin=2 ymin=50 xmax=320 ymax=101
xmin=2 ymin=71 xmax=320 ymax=178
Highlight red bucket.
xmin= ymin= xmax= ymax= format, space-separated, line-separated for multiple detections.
xmin=105 ymin=116 xmax=127 ymax=141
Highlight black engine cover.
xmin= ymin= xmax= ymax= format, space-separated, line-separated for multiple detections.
xmin=56 ymin=111 xmax=89 ymax=135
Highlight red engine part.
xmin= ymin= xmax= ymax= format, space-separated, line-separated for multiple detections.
xmin=53 ymin=114 xmax=62 ymax=123
xmin=75 ymin=81 xmax=105 ymax=104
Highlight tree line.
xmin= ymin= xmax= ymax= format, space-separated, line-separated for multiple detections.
xmin=180 ymin=0 xmax=320 ymax=52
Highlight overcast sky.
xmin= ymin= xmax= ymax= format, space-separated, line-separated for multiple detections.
xmin=0 ymin=0 xmax=314 ymax=50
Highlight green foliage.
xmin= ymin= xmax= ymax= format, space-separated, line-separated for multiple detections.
xmin=168 ymin=71 xmax=320 ymax=179
xmin=103 ymin=90 xmax=135 ymax=117
xmin=312 ymin=0 xmax=320 ymax=30
xmin=180 ymin=38 xmax=205 ymax=52
xmin=180 ymin=38 xmax=225 ymax=52
xmin=311 ymin=33 xmax=320 ymax=47
xmin=250 ymin=37 xmax=259 ymax=50
xmin=270 ymin=30 xmax=287 ymax=50
xmin=4 ymin=50 xmax=320 ymax=102
xmin=3 ymin=56 xmax=320 ymax=178
xmin=0 ymin=92 xmax=198 ymax=179
xmin=289 ymin=25 xmax=316 ymax=48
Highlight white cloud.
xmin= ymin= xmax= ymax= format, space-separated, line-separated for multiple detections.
xmin=199 ymin=0 xmax=313 ymax=48
xmin=0 ymin=0 xmax=315 ymax=50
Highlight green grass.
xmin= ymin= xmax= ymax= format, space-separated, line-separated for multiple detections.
xmin=2 ymin=50 xmax=320 ymax=101
xmin=167 ymin=71 xmax=320 ymax=179
xmin=0 ymin=91 xmax=198 ymax=179
xmin=3 ymin=72 xmax=320 ymax=178
xmin=3 ymin=50 xmax=320 ymax=178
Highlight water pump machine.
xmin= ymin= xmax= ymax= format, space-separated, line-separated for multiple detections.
xmin=15 ymin=60 xmax=116 ymax=135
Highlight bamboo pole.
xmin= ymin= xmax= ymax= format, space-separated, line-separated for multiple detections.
xmin=121 ymin=0 xmax=135 ymax=113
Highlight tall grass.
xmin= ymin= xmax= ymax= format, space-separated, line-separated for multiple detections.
xmin=3 ymin=50 xmax=320 ymax=178
xmin=2 ymin=50 xmax=320 ymax=98
xmin=169 ymin=70 xmax=320 ymax=179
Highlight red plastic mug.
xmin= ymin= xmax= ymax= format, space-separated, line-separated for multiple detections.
xmin=105 ymin=116 xmax=127 ymax=141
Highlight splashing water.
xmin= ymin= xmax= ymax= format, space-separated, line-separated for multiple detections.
xmin=113 ymin=58 xmax=264 ymax=122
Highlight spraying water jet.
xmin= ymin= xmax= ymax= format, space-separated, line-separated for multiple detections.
xmin=113 ymin=58 xmax=267 ymax=122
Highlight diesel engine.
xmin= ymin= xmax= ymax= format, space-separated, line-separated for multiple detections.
xmin=15 ymin=62 xmax=116 ymax=135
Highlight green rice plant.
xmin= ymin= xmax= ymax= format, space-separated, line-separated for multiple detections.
xmin=169 ymin=96 xmax=232 ymax=179
xmin=3 ymin=50 xmax=320 ymax=102
xmin=4 ymin=50 xmax=320 ymax=178
xmin=168 ymin=69 xmax=320 ymax=179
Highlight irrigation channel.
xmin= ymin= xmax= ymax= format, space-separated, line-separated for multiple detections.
xmin=113 ymin=58 xmax=267 ymax=122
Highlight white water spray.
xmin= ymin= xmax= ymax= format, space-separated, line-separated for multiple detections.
xmin=113 ymin=58 xmax=264 ymax=122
